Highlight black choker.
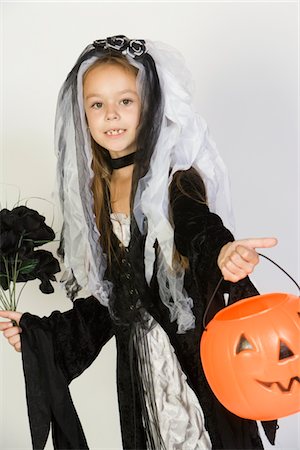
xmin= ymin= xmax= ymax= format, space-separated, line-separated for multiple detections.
xmin=110 ymin=152 xmax=135 ymax=170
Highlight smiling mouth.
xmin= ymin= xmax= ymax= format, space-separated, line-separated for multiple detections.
xmin=257 ymin=376 xmax=300 ymax=393
xmin=105 ymin=129 xmax=125 ymax=136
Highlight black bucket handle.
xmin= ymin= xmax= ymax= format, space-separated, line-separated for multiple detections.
xmin=202 ymin=253 xmax=300 ymax=331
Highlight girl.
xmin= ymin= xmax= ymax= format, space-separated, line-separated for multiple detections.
xmin=0 ymin=36 xmax=277 ymax=450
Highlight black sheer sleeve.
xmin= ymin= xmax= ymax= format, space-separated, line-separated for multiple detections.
xmin=19 ymin=296 xmax=114 ymax=449
xmin=170 ymin=169 xmax=260 ymax=296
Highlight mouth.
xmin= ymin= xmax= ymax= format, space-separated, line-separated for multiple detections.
xmin=257 ymin=376 xmax=300 ymax=393
xmin=105 ymin=129 xmax=126 ymax=136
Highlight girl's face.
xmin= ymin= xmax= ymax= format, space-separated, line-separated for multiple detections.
xmin=83 ymin=63 xmax=141 ymax=159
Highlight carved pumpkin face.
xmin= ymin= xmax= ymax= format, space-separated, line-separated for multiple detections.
xmin=200 ymin=293 xmax=300 ymax=420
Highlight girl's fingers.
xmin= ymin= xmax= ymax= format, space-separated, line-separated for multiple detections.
xmin=235 ymin=245 xmax=259 ymax=265
xmin=8 ymin=334 xmax=21 ymax=347
xmin=220 ymin=246 xmax=256 ymax=280
xmin=0 ymin=313 xmax=23 ymax=352
xmin=0 ymin=311 xmax=22 ymax=326
xmin=3 ymin=326 xmax=22 ymax=339
xmin=218 ymin=236 xmax=278 ymax=283
xmin=237 ymin=237 xmax=278 ymax=250
xmin=227 ymin=250 xmax=256 ymax=273
xmin=223 ymin=260 xmax=246 ymax=278
xmin=0 ymin=321 xmax=14 ymax=331
xmin=222 ymin=263 xmax=248 ymax=282
xmin=0 ymin=312 xmax=23 ymax=353
xmin=220 ymin=247 xmax=258 ymax=282
xmin=14 ymin=342 xmax=21 ymax=353
xmin=221 ymin=267 xmax=241 ymax=283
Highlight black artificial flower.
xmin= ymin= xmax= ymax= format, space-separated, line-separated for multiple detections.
xmin=127 ymin=40 xmax=146 ymax=58
xmin=93 ymin=35 xmax=146 ymax=59
xmin=0 ymin=206 xmax=55 ymax=257
xmin=0 ymin=205 xmax=60 ymax=297
xmin=29 ymin=249 xmax=60 ymax=294
xmin=106 ymin=35 xmax=128 ymax=52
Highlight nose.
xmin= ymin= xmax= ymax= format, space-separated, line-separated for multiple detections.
xmin=105 ymin=104 xmax=119 ymax=121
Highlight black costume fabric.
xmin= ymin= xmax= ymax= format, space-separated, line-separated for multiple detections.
xmin=19 ymin=171 xmax=277 ymax=449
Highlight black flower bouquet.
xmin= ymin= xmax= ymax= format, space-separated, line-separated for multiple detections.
xmin=0 ymin=205 xmax=60 ymax=311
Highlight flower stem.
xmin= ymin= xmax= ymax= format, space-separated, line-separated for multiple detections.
xmin=2 ymin=256 xmax=14 ymax=309
xmin=15 ymin=282 xmax=27 ymax=309
xmin=0 ymin=288 xmax=11 ymax=310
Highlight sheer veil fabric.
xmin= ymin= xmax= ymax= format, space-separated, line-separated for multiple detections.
xmin=54 ymin=38 xmax=234 ymax=333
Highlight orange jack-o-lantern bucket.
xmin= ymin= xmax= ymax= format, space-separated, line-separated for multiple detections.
xmin=200 ymin=287 xmax=300 ymax=420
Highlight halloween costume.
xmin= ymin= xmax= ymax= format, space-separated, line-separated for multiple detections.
xmin=19 ymin=36 xmax=277 ymax=449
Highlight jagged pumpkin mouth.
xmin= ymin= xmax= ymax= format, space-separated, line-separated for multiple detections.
xmin=256 ymin=376 xmax=300 ymax=393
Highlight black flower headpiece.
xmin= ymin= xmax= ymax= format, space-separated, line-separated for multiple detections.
xmin=93 ymin=35 xmax=146 ymax=59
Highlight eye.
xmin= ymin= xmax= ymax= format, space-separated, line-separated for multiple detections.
xmin=121 ymin=99 xmax=133 ymax=106
xmin=236 ymin=334 xmax=254 ymax=354
xmin=279 ymin=340 xmax=294 ymax=360
xmin=92 ymin=102 xmax=103 ymax=109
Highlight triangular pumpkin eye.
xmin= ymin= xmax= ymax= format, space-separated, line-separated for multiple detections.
xmin=279 ymin=341 xmax=294 ymax=360
xmin=236 ymin=334 xmax=254 ymax=354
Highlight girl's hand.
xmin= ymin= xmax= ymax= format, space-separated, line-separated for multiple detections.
xmin=0 ymin=311 xmax=23 ymax=353
xmin=218 ymin=237 xmax=278 ymax=283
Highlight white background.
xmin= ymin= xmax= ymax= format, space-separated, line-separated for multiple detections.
xmin=0 ymin=1 xmax=299 ymax=449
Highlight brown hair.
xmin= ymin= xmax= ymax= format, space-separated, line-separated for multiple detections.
xmin=85 ymin=56 xmax=139 ymax=266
